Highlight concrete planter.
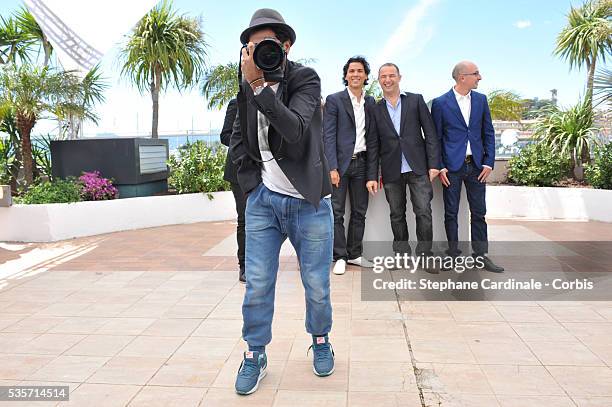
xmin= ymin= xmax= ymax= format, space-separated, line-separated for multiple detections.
xmin=487 ymin=185 xmax=612 ymax=222
xmin=0 ymin=191 xmax=236 ymax=242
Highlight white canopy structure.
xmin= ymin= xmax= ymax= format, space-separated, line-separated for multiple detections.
xmin=24 ymin=0 xmax=159 ymax=74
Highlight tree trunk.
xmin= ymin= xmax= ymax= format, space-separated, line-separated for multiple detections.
xmin=15 ymin=113 xmax=36 ymax=187
xmin=586 ymin=58 xmax=596 ymax=109
xmin=43 ymin=33 xmax=52 ymax=67
xmin=150 ymin=66 xmax=162 ymax=139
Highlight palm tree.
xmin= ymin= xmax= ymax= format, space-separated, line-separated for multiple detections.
xmin=0 ymin=16 xmax=34 ymax=65
xmin=0 ymin=64 xmax=83 ymax=186
xmin=201 ymin=62 xmax=238 ymax=110
xmin=487 ymin=89 xmax=526 ymax=121
xmin=55 ymin=65 xmax=107 ymax=139
xmin=14 ymin=7 xmax=53 ymax=67
xmin=201 ymin=58 xmax=317 ymax=110
xmin=121 ymin=0 xmax=207 ymax=138
xmin=554 ymin=0 xmax=612 ymax=104
xmin=533 ymin=97 xmax=599 ymax=180
xmin=593 ymin=67 xmax=611 ymax=104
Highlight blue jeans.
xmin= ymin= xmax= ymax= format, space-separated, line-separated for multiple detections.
xmin=443 ymin=161 xmax=488 ymax=255
xmin=242 ymin=183 xmax=333 ymax=347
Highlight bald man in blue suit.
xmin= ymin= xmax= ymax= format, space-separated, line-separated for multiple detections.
xmin=431 ymin=61 xmax=503 ymax=273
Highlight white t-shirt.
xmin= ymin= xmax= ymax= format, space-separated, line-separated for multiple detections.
xmin=256 ymin=84 xmax=304 ymax=199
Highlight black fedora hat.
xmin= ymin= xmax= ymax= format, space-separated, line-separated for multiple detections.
xmin=240 ymin=8 xmax=296 ymax=45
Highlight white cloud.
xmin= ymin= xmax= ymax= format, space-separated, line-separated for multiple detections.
xmin=374 ymin=0 xmax=439 ymax=66
xmin=514 ymin=20 xmax=532 ymax=29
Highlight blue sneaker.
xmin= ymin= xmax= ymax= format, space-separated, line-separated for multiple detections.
xmin=308 ymin=335 xmax=335 ymax=376
xmin=235 ymin=351 xmax=267 ymax=395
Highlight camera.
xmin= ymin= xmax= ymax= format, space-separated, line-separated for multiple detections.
xmin=242 ymin=38 xmax=286 ymax=82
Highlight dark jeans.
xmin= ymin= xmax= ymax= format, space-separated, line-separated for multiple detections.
xmin=231 ymin=182 xmax=246 ymax=271
xmin=443 ymin=161 xmax=488 ymax=255
xmin=383 ymin=172 xmax=433 ymax=255
xmin=331 ymin=155 xmax=369 ymax=261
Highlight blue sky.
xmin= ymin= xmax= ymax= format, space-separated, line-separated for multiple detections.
xmin=0 ymin=0 xmax=602 ymax=136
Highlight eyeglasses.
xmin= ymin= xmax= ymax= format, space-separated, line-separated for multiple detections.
xmin=461 ymin=71 xmax=481 ymax=77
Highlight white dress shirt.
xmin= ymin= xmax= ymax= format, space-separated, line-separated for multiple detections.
xmin=452 ymin=87 xmax=473 ymax=157
xmin=347 ymin=88 xmax=366 ymax=154
xmin=452 ymin=86 xmax=491 ymax=170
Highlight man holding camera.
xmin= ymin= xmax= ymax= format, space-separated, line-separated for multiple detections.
xmin=323 ymin=56 xmax=376 ymax=275
xmin=230 ymin=9 xmax=335 ymax=396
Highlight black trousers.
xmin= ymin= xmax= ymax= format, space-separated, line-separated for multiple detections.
xmin=231 ymin=182 xmax=246 ymax=271
xmin=383 ymin=172 xmax=434 ymax=255
xmin=331 ymin=155 xmax=369 ymax=261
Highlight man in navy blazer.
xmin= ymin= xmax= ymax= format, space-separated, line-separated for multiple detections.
xmin=323 ymin=56 xmax=376 ymax=275
xmin=431 ymin=60 xmax=503 ymax=272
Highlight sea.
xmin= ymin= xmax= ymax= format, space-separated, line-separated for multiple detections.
xmin=160 ymin=134 xmax=222 ymax=154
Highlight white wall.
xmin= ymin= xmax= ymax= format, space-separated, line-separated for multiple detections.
xmin=487 ymin=186 xmax=612 ymax=222
xmin=6 ymin=184 xmax=609 ymax=243
xmin=0 ymin=191 xmax=236 ymax=242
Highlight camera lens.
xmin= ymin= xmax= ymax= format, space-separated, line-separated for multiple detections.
xmin=253 ymin=39 xmax=284 ymax=72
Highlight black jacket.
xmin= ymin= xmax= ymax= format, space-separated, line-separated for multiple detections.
xmin=322 ymin=89 xmax=377 ymax=179
xmin=367 ymin=92 xmax=440 ymax=183
xmin=230 ymin=61 xmax=332 ymax=207
xmin=220 ymin=99 xmax=238 ymax=183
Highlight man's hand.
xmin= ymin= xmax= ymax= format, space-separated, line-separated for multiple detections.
xmin=241 ymin=42 xmax=264 ymax=88
xmin=428 ymin=169 xmax=440 ymax=182
xmin=439 ymin=168 xmax=450 ymax=187
xmin=366 ymin=180 xmax=378 ymax=196
xmin=478 ymin=166 xmax=492 ymax=183
xmin=330 ymin=170 xmax=340 ymax=187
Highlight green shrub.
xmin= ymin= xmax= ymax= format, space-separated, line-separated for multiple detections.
xmin=507 ymin=143 xmax=571 ymax=186
xmin=167 ymin=141 xmax=229 ymax=194
xmin=16 ymin=178 xmax=83 ymax=204
xmin=0 ymin=138 xmax=15 ymax=185
xmin=585 ymin=142 xmax=612 ymax=189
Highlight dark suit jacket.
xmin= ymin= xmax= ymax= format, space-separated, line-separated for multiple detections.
xmin=322 ymin=89 xmax=376 ymax=179
xmin=229 ymin=60 xmax=332 ymax=207
xmin=367 ymin=92 xmax=440 ymax=184
xmin=220 ymin=99 xmax=238 ymax=183
xmin=431 ymin=89 xmax=496 ymax=172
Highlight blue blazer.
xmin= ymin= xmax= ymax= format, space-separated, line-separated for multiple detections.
xmin=431 ymin=89 xmax=496 ymax=172
xmin=322 ymin=89 xmax=376 ymax=179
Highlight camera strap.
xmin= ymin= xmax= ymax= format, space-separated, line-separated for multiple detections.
xmin=236 ymin=56 xmax=289 ymax=164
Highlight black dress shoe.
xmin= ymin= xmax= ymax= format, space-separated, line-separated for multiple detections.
xmin=424 ymin=266 xmax=439 ymax=275
xmin=481 ymin=256 xmax=504 ymax=273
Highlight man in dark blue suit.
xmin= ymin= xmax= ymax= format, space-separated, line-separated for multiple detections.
xmin=323 ymin=56 xmax=376 ymax=275
xmin=431 ymin=60 xmax=503 ymax=272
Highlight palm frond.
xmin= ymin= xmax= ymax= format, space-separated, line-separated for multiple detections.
xmin=120 ymin=0 xmax=208 ymax=94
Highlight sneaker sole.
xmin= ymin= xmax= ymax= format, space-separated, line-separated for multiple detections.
xmin=313 ymin=364 xmax=335 ymax=377
xmin=347 ymin=260 xmax=373 ymax=268
xmin=236 ymin=369 xmax=267 ymax=395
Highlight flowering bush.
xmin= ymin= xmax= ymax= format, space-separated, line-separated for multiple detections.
xmin=78 ymin=171 xmax=118 ymax=200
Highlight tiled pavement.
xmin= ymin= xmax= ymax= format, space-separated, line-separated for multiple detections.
xmin=0 ymin=219 xmax=611 ymax=406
